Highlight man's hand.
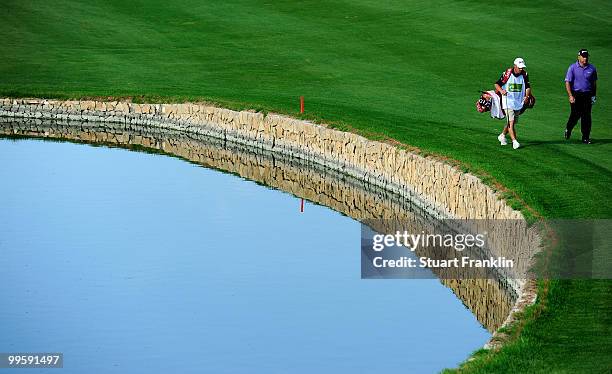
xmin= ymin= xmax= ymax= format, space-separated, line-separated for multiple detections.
xmin=500 ymin=89 xmax=507 ymax=95
xmin=591 ymin=96 xmax=597 ymax=105
xmin=569 ymin=95 xmax=575 ymax=104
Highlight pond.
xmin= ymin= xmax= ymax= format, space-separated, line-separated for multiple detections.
xmin=0 ymin=120 xmax=498 ymax=373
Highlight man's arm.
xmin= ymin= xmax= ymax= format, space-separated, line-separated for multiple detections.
xmin=495 ymin=69 xmax=510 ymax=95
xmin=495 ymin=83 xmax=506 ymax=95
xmin=565 ymin=81 xmax=575 ymax=103
xmin=524 ymin=87 xmax=532 ymax=103
xmin=523 ymin=72 xmax=532 ymax=102
xmin=565 ymin=65 xmax=575 ymax=103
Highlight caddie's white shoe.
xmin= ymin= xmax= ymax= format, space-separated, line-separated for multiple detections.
xmin=498 ymin=133 xmax=507 ymax=145
xmin=512 ymin=140 xmax=520 ymax=149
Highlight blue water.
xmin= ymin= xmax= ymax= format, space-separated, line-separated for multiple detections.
xmin=0 ymin=138 xmax=490 ymax=373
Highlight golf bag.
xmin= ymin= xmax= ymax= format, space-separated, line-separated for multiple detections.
xmin=476 ymin=90 xmax=535 ymax=119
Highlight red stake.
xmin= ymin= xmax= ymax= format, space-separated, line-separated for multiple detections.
xmin=300 ymin=96 xmax=304 ymax=114
xmin=300 ymin=198 xmax=304 ymax=212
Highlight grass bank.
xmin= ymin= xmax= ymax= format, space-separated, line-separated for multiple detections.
xmin=2 ymin=0 xmax=611 ymax=371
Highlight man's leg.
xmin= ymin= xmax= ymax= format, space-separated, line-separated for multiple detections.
xmin=565 ymin=99 xmax=581 ymax=139
xmin=508 ymin=120 xmax=517 ymax=140
xmin=508 ymin=110 xmax=519 ymax=139
xmin=580 ymin=96 xmax=593 ymax=142
xmin=508 ymin=111 xmax=520 ymax=149
xmin=498 ymin=124 xmax=509 ymax=145
xmin=498 ymin=110 xmax=511 ymax=145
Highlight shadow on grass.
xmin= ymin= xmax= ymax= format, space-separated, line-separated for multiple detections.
xmin=521 ymin=138 xmax=612 ymax=148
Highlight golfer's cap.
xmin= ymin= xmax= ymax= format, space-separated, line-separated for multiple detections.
xmin=513 ymin=57 xmax=526 ymax=68
xmin=578 ymin=49 xmax=589 ymax=57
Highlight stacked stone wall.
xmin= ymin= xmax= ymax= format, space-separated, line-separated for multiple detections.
xmin=0 ymin=99 xmax=539 ymax=345
xmin=0 ymin=98 xmax=523 ymax=221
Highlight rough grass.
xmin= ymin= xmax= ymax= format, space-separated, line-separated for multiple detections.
xmin=1 ymin=0 xmax=611 ymax=371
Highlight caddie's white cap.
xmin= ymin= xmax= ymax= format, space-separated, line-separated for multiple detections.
xmin=514 ymin=57 xmax=526 ymax=68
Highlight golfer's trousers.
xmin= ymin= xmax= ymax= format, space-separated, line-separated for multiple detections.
xmin=565 ymin=91 xmax=594 ymax=141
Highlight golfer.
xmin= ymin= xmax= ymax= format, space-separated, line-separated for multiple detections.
xmin=495 ymin=57 xmax=532 ymax=149
xmin=564 ymin=49 xmax=598 ymax=144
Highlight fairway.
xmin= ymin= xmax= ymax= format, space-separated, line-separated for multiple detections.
xmin=2 ymin=0 xmax=611 ymax=372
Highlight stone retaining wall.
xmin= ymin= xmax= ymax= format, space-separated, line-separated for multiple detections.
xmin=0 ymin=98 xmax=522 ymax=221
xmin=0 ymin=98 xmax=539 ymax=346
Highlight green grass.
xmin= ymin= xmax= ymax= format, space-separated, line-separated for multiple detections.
xmin=448 ymin=280 xmax=612 ymax=373
xmin=2 ymin=0 xmax=611 ymax=371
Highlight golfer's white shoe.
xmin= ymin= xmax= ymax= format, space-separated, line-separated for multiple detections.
xmin=512 ymin=140 xmax=520 ymax=149
xmin=498 ymin=133 xmax=507 ymax=145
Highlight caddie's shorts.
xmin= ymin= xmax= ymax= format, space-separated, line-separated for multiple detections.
xmin=506 ymin=109 xmax=520 ymax=124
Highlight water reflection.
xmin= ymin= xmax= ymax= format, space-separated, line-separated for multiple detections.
xmin=1 ymin=118 xmax=515 ymax=333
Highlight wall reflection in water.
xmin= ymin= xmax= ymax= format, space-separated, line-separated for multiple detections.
xmin=1 ymin=119 xmax=514 ymax=332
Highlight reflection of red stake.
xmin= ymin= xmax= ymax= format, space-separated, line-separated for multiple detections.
xmin=300 ymin=96 xmax=304 ymax=114
xmin=300 ymin=198 xmax=304 ymax=212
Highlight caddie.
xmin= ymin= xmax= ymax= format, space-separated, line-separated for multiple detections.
xmin=494 ymin=57 xmax=532 ymax=149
